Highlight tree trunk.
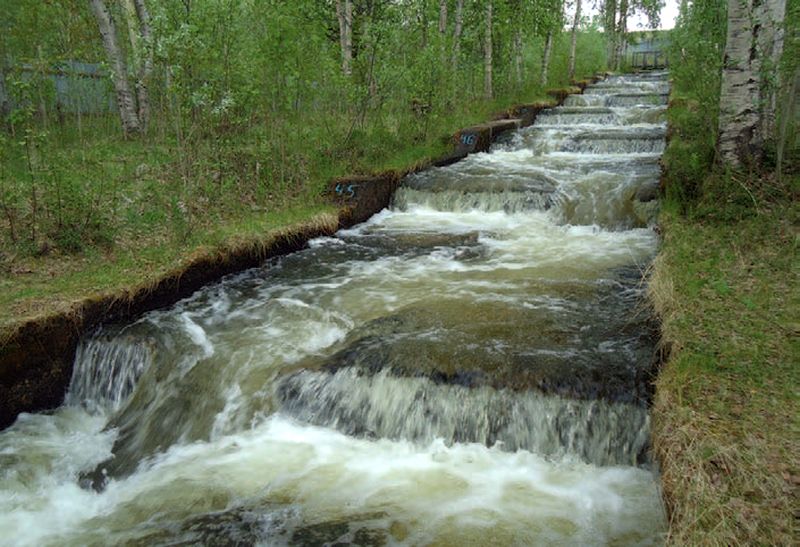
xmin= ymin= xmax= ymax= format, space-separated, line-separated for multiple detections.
xmin=604 ymin=0 xmax=618 ymax=67
xmin=344 ymin=0 xmax=353 ymax=76
xmin=568 ymin=0 xmax=581 ymax=80
xmin=541 ymin=30 xmax=553 ymax=86
xmin=364 ymin=1 xmax=378 ymax=101
xmin=757 ymin=0 xmax=787 ymax=143
xmin=122 ymin=0 xmax=141 ymax=64
xmin=776 ymin=66 xmax=799 ymax=177
xmin=719 ymin=0 xmax=787 ymax=166
xmin=439 ymin=0 xmax=448 ymax=34
xmin=484 ymin=1 xmax=493 ymax=99
xmin=452 ymin=0 xmax=464 ymax=65
xmin=132 ymin=0 xmax=153 ymax=132
xmin=336 ymin=1 xmax=346 ymax=68
xmin=614 ymin=0 xmax=628 ymax=71
xmin=335 ymin=0 xmax=353 ymax=76
xmin=514 ymin=30 xmax=523 ymax=86
xmin=88 ymin=0 xmax=140 ymax=136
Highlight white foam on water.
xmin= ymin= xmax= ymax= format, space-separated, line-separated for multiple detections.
xmin=0 ymin=416 xmax=665 ymax=546
xmin=180 ymin=312 xmax=215 ymax=359
xmin=0 ymin=409 xmax=117 ymax=547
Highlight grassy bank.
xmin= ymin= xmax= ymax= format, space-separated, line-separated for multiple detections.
xmin=649 ymin=173 xmax=799 ymax=544
xmin=0 ymin=69 xmax=602 ymax=340
xmin=0 ymin=204 xmax=339 ymax=336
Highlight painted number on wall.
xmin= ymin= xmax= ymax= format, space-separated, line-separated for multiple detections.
xmin=460 ymin=133 xmax=477 ymax=146
xmin=335 ymin=183 xmax=357 ymax=198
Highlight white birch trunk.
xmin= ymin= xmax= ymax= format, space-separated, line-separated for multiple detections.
xmin=132 ymin=0 xmax=153 ymax=132
xmin=88 ymin=0 xmax=140 ymax=136
xmin=718 ymin=0 xmax=760 ymax=165
xmin=439 ymin=0 xmax=448 ymax=34
xmin=484 ymin=1 xmax=493 ymax=99
xmin=541 ymin=30 xmax=553 ymax=86
xmin=452 ymin=0 xmax=464 ymax=65
xmin=757 ymin=0 xmax=787 ymax=143
xmin=514 ymin=30 xmax=523 ymax=85
xmin=122 ymin=0 xmax=141 ymax=65
xmin=344 ymin=0 xmax=353 ymax=76
xmin=604 ymin=0 xmax=617 ymax=67
xmin=568 ymin=0 xmax=581 ymax=80
xmin=776 ymin=66 xmax=799 ymax=176
xmin=335 ymin=0 xmax=353 ymax=76
xmin=614 ymin=0 xmax=628 ymax=70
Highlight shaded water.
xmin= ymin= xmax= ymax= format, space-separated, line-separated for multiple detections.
xmin=0 ymin=72 xmax=669 ymax=546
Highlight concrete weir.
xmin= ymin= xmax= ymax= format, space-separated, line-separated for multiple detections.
xmin=0 ymin=77 xmax=600 ymax=430
xmin=328 ymin=77 xmax=600 ymax=234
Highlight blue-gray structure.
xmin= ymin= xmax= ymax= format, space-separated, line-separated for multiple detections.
xmin=0 ymin=60 xmax=116 ymax=117
xmin=627 ymin=37 xmax=670 ymax=69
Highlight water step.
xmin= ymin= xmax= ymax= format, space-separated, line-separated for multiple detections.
xmin=277 ymin=367 xmax=652 ymax=466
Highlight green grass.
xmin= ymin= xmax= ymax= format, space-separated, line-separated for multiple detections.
xmin=650 ymin=175 xmax=799 ymax=545
xmin=0 ymin=63 xmax=604 ymax=338
xmin=0 ymin=203 xmax=338 ymax=335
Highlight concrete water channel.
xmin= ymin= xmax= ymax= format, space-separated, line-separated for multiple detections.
xmin=1 ymin=72 xmax=670 ymax=545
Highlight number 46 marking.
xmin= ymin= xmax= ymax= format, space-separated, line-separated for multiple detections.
xmin=460 ymin=133 xmax=477 ymax=146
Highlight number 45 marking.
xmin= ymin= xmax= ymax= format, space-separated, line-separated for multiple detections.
xmin=335 ymin=183 xmax=357 ymax=198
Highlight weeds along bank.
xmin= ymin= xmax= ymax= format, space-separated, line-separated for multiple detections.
xmin=650 ymin=0 xmax=799 ymax=543
xmin=0 ymin=75 xmax=597 ymax=428
xmin=0 ymin=0 xmax=607 ymax=264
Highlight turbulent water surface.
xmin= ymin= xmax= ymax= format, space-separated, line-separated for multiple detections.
xmin=1 ymin=73 xmax=669 ymax=546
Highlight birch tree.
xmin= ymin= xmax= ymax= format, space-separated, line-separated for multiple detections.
xmin=452 ymin=0 xmax=464 ymax=65
xmin=335 ymin=0 xmax=353 ymax=76
xmin=603 ymin=0 xmax=618 ymax=67
xmin=541 ymin=30 xmax=554 ymax=85
xmin=509 ymin=0 xmax=524 ymax=86
xmin=614 ymin=0 xmax=629 ymax=70
xmin=568 ymin=0 xmax=582 ymax=80
xmin=718 ymin=0 xmax=787 ymax=166
xmin=122 ymin=0 xmax=153 ymax=132
xmin=484 ymin=0 xmax=493 ymax=99
xmin=757 ymin=0 xmax=787 ymax=144
xmin=439 ymin=0 xmax=448 ymax=34
xmin=540 ymin=0 xmax=564 ymax=87
xmin=88 ymin=0 xmax=140 ymax=136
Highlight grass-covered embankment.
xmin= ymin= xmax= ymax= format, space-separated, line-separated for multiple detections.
xmin=0 ymin=67 xmax=603 ymax=337
xmin=653 ymin=3 xmax=799 ymax=538
xmin=649 ymin=173 xmax=799 ymax=544
xmin=0 ymin=96 xmax=511 ymax=337
xmin=0 ymin=57 xmax=604 ymax=426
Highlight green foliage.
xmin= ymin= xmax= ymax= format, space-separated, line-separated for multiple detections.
xmin=661 ymin=0 xmax=726 ymax=211
xmin=0 ymin=0 xmax=610 ymax=259
xmin=663 ymin=0 xmax=797 ymax=212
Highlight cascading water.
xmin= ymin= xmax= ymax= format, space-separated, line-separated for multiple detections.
xmin=0 ymin=72 xmax=669 ymax=545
